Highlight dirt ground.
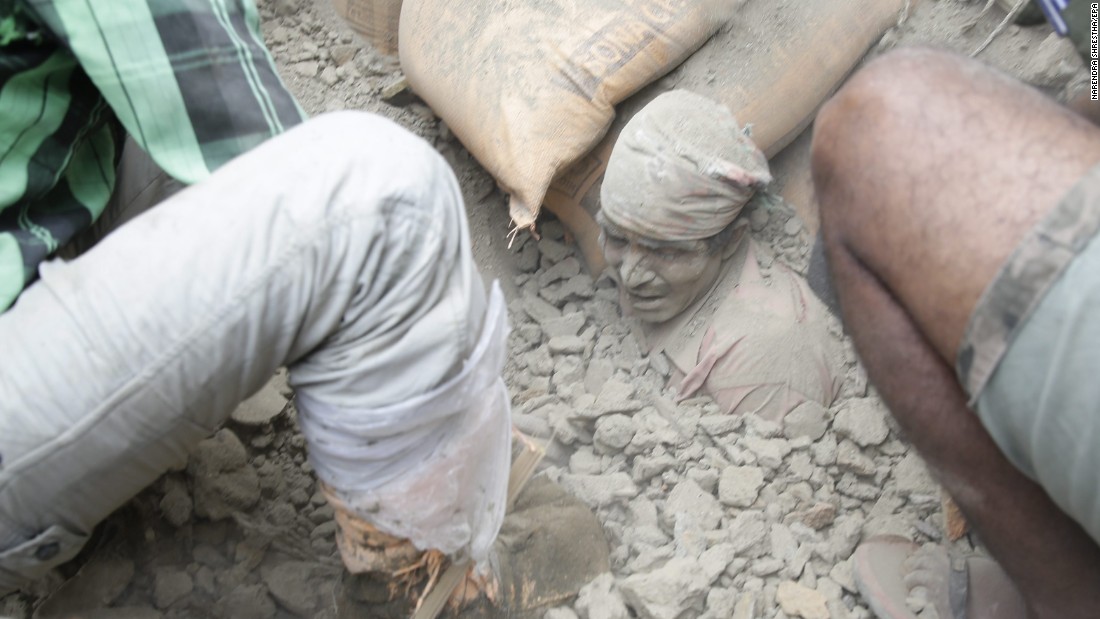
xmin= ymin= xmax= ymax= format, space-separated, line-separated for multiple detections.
xmin=0 ymin=1 xmax=1087 ymax=618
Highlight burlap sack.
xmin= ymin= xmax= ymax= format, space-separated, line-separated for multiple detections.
xmin=399 ymin=0 xmax=738 ymax=232
xmin=333 ymin=0 xmax=402 ymax=56
xmin=547 ymin=0 xmax=917 ymax=270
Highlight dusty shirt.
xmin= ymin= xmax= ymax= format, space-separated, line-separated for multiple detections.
xmin=0 ymin=0 xmax=304 ymax=311
xmin=645 ymin=237 xmax=843 ymax=423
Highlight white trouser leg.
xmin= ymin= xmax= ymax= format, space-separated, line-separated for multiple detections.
xmin=0 ymin=112 xmax=509 ymax=594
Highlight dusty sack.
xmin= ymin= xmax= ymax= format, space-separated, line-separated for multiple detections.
xmin=547 ymin=0 xmax=917 ymax=270
xmin=333 ymin=0 xmax=402 ymax=55
xmin=399 ymin=0 xmax=738 ymax=232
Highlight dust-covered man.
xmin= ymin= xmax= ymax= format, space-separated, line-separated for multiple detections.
xmin=597 ymin=90 xmax=843 ymax=424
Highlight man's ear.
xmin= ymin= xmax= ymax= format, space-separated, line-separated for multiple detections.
xmin=722 ymin=221 xmax=750 ymax=260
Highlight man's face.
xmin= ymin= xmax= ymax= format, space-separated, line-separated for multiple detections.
xmin=598 ymin=216 xmax=724 ymax=324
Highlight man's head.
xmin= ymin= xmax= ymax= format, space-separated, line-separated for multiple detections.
xmin=599 ymin=90 xmax=771 ymax=324
xmin=598 ymin=211 xmax=739 ymax=323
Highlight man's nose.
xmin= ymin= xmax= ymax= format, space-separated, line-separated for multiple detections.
xmin=619 ymin=247 xmax=654 ymax=287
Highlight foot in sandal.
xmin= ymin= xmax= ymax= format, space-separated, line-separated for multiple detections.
xmin=853 ymin=535 xmax=1026 ymax=619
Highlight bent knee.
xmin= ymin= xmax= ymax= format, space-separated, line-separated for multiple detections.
xmin=812 ymin=48 xmax=975 ymax=240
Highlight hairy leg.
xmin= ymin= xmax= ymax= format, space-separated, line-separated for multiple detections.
xmin=813 ymin=47 xmax=1100 ymax=617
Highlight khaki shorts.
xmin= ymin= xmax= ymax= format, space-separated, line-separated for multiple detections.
xmin=957 ymin=163 xmax=1100 ymax=544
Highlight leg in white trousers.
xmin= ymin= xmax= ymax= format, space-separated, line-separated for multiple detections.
xmin=0 ymin=112 xmax=510 ymax=594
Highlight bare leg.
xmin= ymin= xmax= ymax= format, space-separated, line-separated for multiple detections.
xmin=813 ymin=47 xmax=1100 ymax=618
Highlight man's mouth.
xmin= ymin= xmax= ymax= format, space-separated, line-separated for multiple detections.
xmin=624 ymin=289 xmax=667 ymax=308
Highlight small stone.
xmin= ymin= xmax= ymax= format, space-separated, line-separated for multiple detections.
xmin=749 ymin=208 xmax=770 ymax=232
xmin=539 ymin=257 xmax=582 ymax=287
xmin=160 ymin=477 xmax=193 ymax=528
xmin=699 ymin=414 xmax=743 ymax=437
xmin=836 ymin=440 xmax=877 ymax=477
xmin=829 ymin=514 xmax=865 ymax=560
xmin=189 ymin=429 xmax=248 ymax=476
xmin=262 ymin=562 xmax=322 ymax=617
xmin=726 ymin=511 xmax=768 ymax=556
xmin=893 ymin=452 xmax=938 ymax=498
xmin=380 ymin=76 xmax=411 ymax=104
xmin=575 ymin=573 xmax=629 ymax=619
xmin=812 ymin=433 xmax=838 ymax=467
xmin=620 ymin=558 xmax=708 ymax=619
xmin=522 ymin=291 xmax=563 ymax=324
xmin=230 ymin=374 xmax=288 ymax=426
xmin=705 ymin=588 xmax=738 ymax=618
xmin=538 ymin=239 xmax=572 ymax=262
xmin=665 ymin=479 xmax=723 ymax=532
xmin=584 ymin=358 xmax=614 ymax=395
xmin=329 ymin=45 xmax=358 ymax=66
xmin=154 ymin=568 xmax=193 ymax=609
xmin=700 ymin=543 xmax=735 ymax=583
xmin=740 ymin=436 xmax=791 ymax=469
xmin=718 ymin=466 xmax=765 ymax=508
xmin=776 ymin=581 xmax=829 ymax=619
xmin=293 ymin=61 xmax=319 ymax=78
xmin=217 ymin=584 xmax=276 ymax=619
xmin=833 ymin=399 xmax=890 ymax=447
xmin=732 ymin=593 xmax=758 ymax=619
xmin=517 ymin=242 xmax=540 ymax=272
xmin=799 ymin=503 xmax=837 ymax=530
xmin=783 ymin=401 xmax=829 ymax=441
xmin=319 ymin=66 xmax=339 ymax=86
xmin=594 ymin=414 xmax=637 ymax=451
xmin=560 ymin=473 xmax=638 ymax=508
xmin=543 ymin=312 xmax=587 ymax=338
xmin=549 ymin=336 xmax=586 ymax=355
xmin=784 ymin=217 xmax=803 ymax=236
xmin=272 ymin=0 xmax=298 ymax=16
xmin=829 ymin=559 xmax=857 ymax=593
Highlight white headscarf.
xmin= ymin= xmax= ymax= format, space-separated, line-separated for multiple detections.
xmin=601 ymin=90 xmax=772 ymax=241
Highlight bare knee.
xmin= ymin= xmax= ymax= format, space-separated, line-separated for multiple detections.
xmin=812 ymin=48 xmax=986 ymax=250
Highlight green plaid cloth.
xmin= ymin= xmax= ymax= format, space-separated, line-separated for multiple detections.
xmin=0 ymin=0 xmax=304 ymax=311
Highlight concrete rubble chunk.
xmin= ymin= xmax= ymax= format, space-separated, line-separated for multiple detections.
xmin=538 ymin=238 xmax=572 ymax=262
xmin=560 ymin=472 xmax=638 ymax=508
xmin=740 ymin=436 xmax=791 ymax=469
xmin=893 ymin=451 xmax=939 ymax=498
xmin=594 ymin=414 xmax=637 ymax=451
xmin=718 ymin=466 xmax=765 ymax=508
xmin=698 ymin=414 xmax=743 ymax=437
xmin=575 ymin=573 xmax=630 ymax=619
xmin=700 ymin=543 xmax=736 ymax=583
xmin=836 ymin=440 xmax=877 ymax=477
xmin=262 ymin=562 xmax=323 ymax=617
xmin=833 ymin=398 xmax=890 ymax=447
xmin=732 ymin=593 xmax=758 ymax=619
xmin=549 ymin=335 xmax=587 ymax=355
xmin=522 ymin=291 xmax=563 ymax=324
xmin=230 ymin=372 xmax=289 ymax=426
xmin=665 ymin=479 xmax=723 ymax=531
xmin=539 ymin=256 xmax=582 ymax=287
xmin=153 ymin=568 xmax=193 ymax=609
xmin=776 ymin=581 xmax=829 ymax=619
xmin=727 ymin=511 xmax=769 ymax=556
xmin=620 ymin=558 xmax=709 ymax=619
xmin=799 ymin=502 xmax=838 ymax=531
xmin=544 ymin=311 xmax=587 ymax=339
xmin=783 ymin=401 xmax=829 ymax=441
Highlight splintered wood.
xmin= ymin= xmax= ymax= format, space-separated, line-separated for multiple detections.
xmin=410 ymin=432 xmax=546 ymax=619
